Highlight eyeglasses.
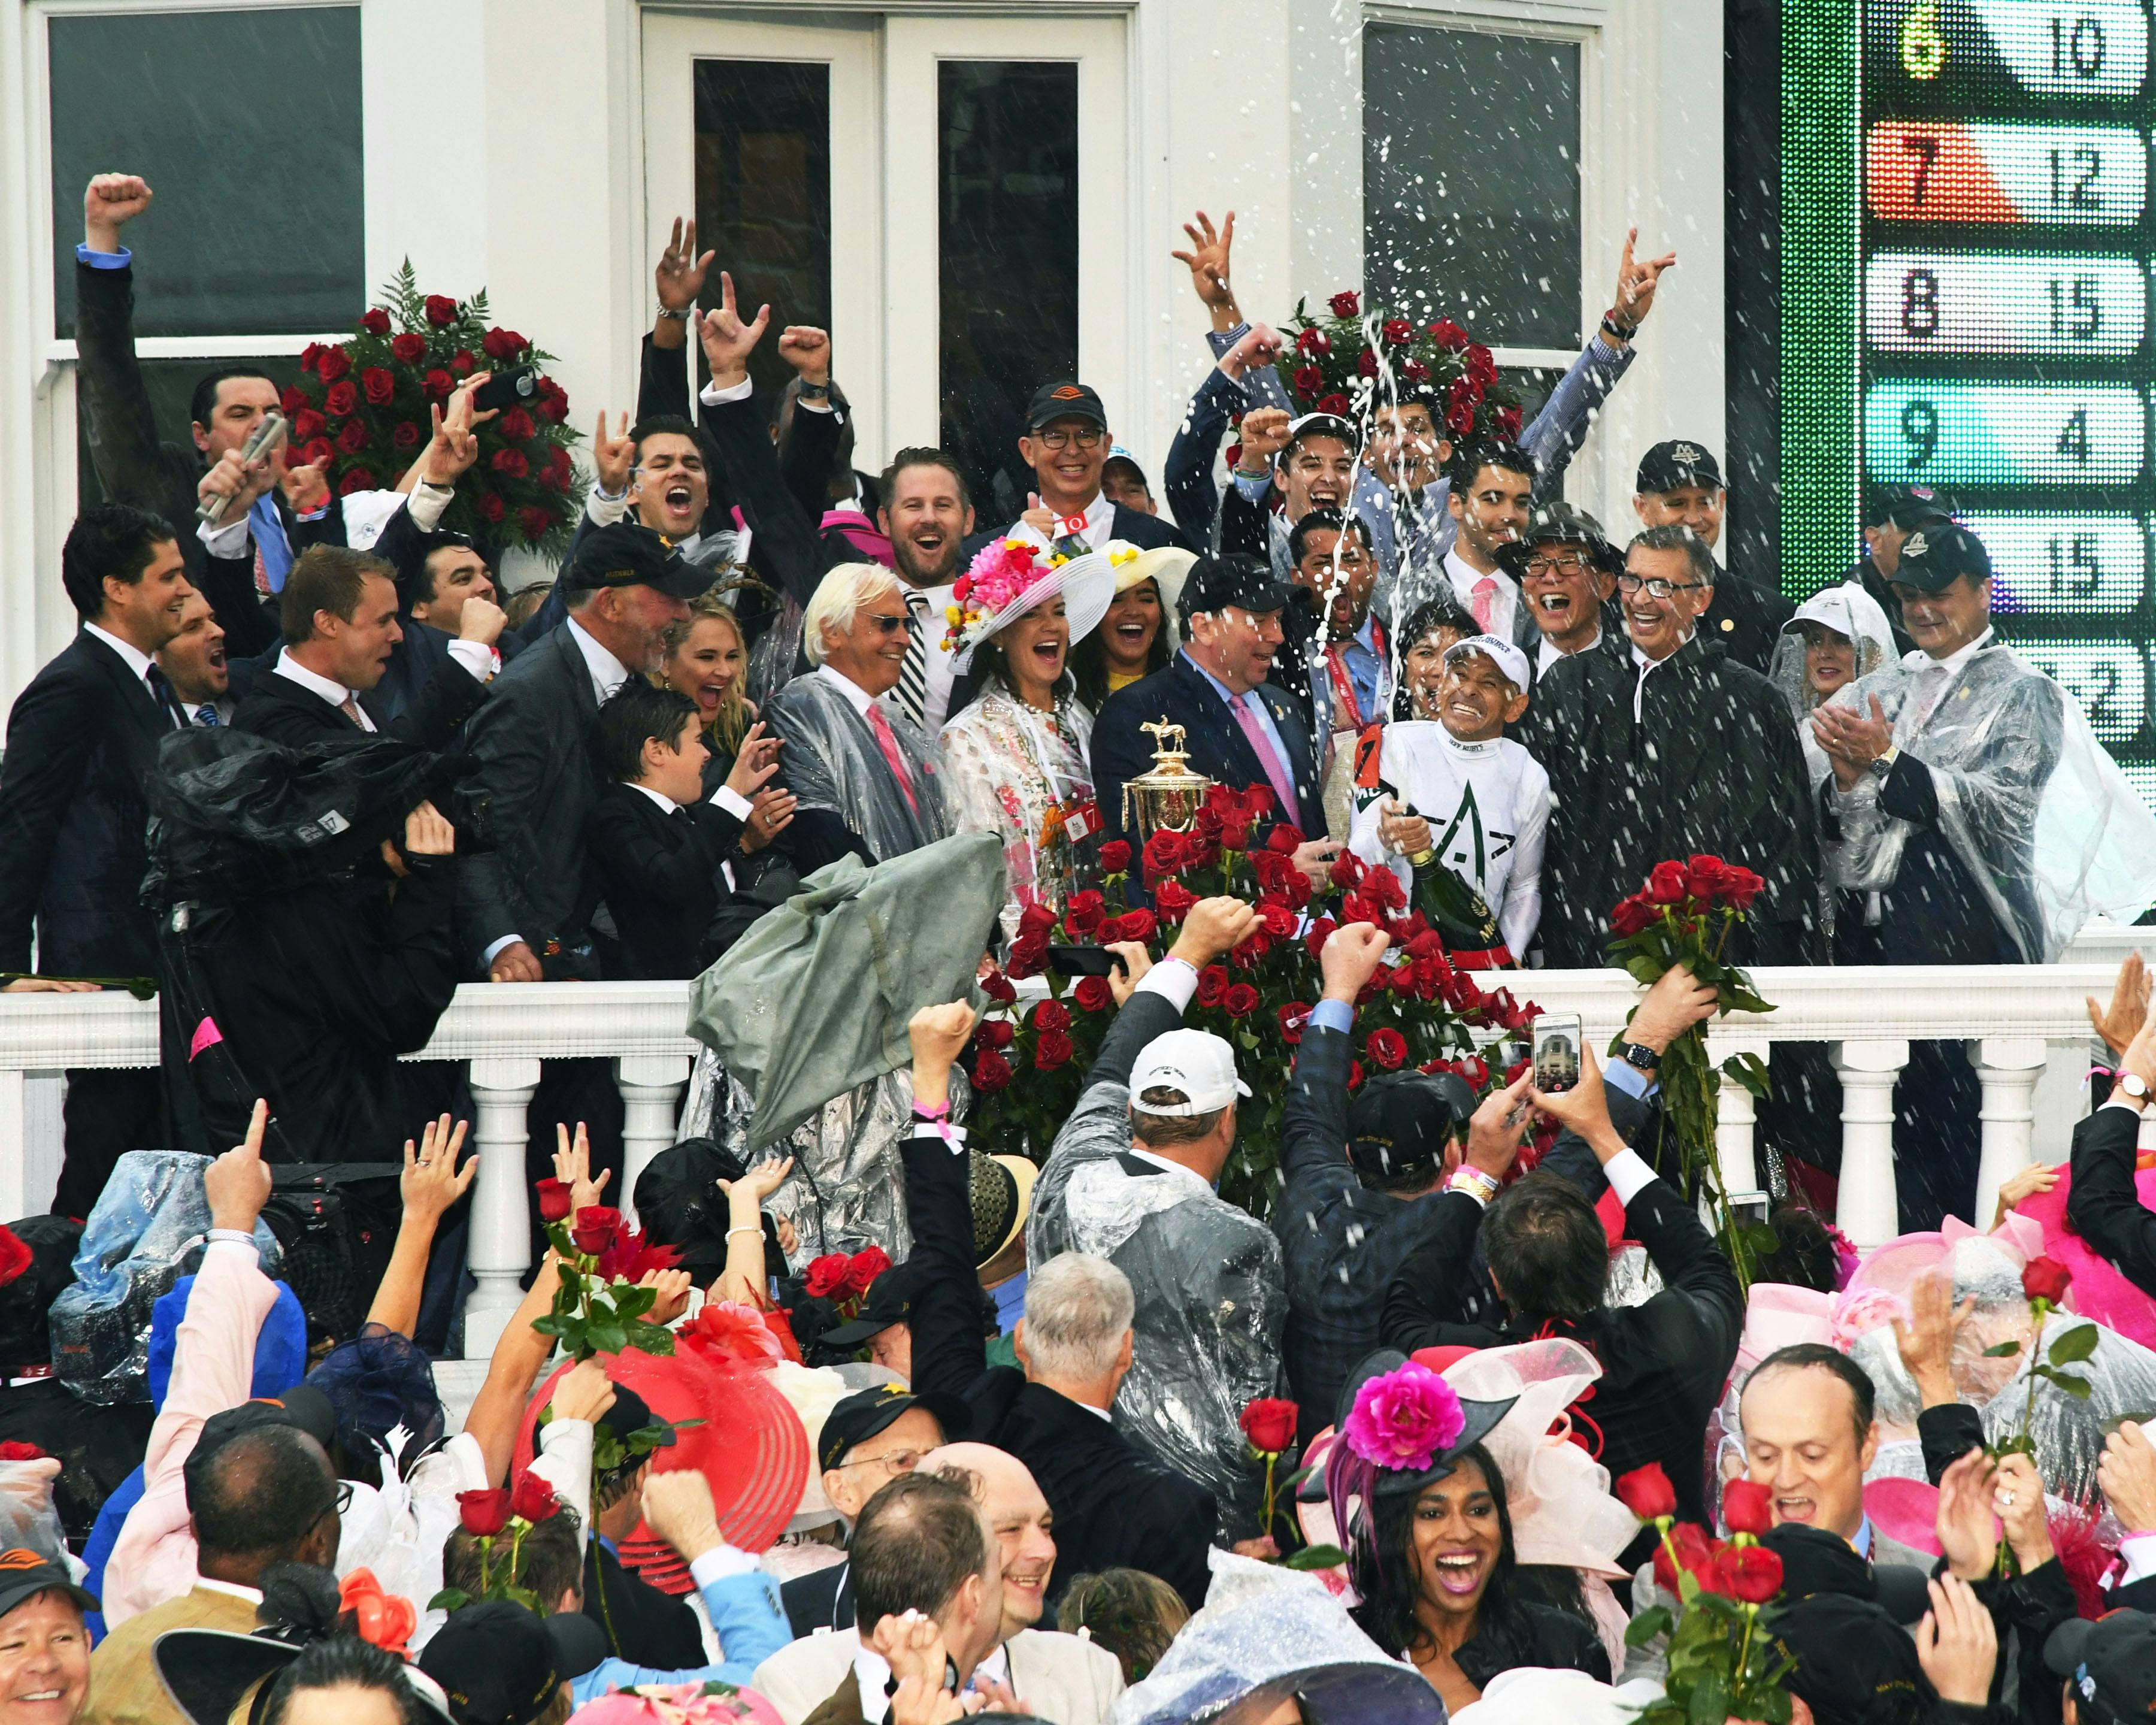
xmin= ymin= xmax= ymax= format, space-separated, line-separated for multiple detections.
xmin=864 ymin=612 xmax=910 ymax=635
xmin=835 ymin=1448 xmax=926 ymax=1475
xmin=1034 ymin=426 xmax=1106 ymax=451
xmin=1523 ymin=552 xmax=1592 ymax=578
xmin=1616 ymin=572 xmax=1706 ymax=599
xmin=308 ymin=1479 xmax=356 ymax=1532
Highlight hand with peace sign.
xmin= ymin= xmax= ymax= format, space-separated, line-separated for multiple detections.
xmin=694 ymin=271 xmax=771 ymax=393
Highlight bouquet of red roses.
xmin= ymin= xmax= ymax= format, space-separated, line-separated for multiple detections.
xmin=527 ymin=1185 xmax=682 ymax=1364
xmin=1606 ymin=855 xmax=1778 ymax=1287
xmin=285 ymin=262 xmax=580 ymax=552
xmin=434 ymin=1472 xmax=566 ymax=1614
xmin=965 ymin=784 xmax=1539 ymax=1216
xmin=1271 ymin=290 xmax=1522 ymax=441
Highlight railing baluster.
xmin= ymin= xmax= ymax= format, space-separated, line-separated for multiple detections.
xmin=1834 ymin=1039 xmax=1910 ymax=1252
xmin=1708 ymin=1030 xmax=1772 ymax=1197
xmin=463 ymin=1056 xmax=541 ymax=1359
xmin=616 ymin=1055 xmax=690 ymax=1228
xmin=1972 ymin=1036 xmax=2048 ymax=1231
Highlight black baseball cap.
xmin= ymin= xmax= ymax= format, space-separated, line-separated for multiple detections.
xmin=565 ymin=520 xmax=708 ymax=600
xmin=420 ymin=1600 xmax=607 ymax=1725
xmin=0 ymin=1550 xmax=95 ymax=1623
xmin=2048 ymin=1612 xmax=2156 ymax=1723
xmin=820 ymin=1257 xmax=935 ymax=1351
xmin=817 ymin=1381 xmax=970 ymax=1475
xmin=1026 ymin=382 xmax=1109 ymax=431
xmin=182 ymin=1388 xmax=340 ymax=1511
xmin=1177 ymin=552 xmax=1295 ymax=622
xmin=1864 ymin=483 xmax=1957 ymax=530
xmin=1494 ymin=500 xmax=1624 ymax=579
xmin=1346 ymin=1072 xmax=1475 ymax=1185
xmin=1634 ymin=440 xmax=1724 ymax=495
xmin=1760 ymin=1523 xmax=1930 ymax=1625
xmin=1766 ymin=1593 xmax=1931 ymax=1723
xmin=1889 ymin=519 xmax=1991 ymax=593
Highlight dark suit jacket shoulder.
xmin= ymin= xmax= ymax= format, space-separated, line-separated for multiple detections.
xmin=231 ymin=655 xmax=484 ymax=752
xmin=779 ymin=1560 xmax=853 ymax=1639
xmin=582 ymin=782 xmax=744 ymax=979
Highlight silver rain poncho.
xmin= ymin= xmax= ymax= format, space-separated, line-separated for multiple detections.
xmin=1029 ymin=1070 xmax=1287 ymax=1543
xmin=1111 ymin=1551 xmax=1443 ymax=1725
xmin=762 ymin=669 xmax=952 ymax=863
xmin=1821 ymin=637 xmax=2156 ymax=960
xmin=1770 ymin=582 xmax=1898 ymax=786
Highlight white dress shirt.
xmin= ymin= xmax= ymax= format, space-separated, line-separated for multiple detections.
xmin=854 ymin=1639 xmax=1012 ymax=1720
xmin=1444 ymin=546 xmax=1521 ymax=645
xmin=565 ymin=616 xmax=634 ymax=706
xmin=1537 ymin=624 xmax=1602 ymax=676
xmin=271 ymin=638 xmax=496 ymax=733
xmin=84 ymin=623 xmax=176 ymax=724
xmin=814 ymin=662 xmax=879 ymax=716
xmin=1006 ymin=488 xmax=1115 ymax=557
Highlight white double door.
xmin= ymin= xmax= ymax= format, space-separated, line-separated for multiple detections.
xmin=641 ymin=9 xmax=1129 ymax=494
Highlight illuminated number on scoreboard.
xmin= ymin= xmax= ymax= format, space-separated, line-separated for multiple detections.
xmin=1958 ymin=515 xmax=2147 ymax=615
xmin=1864 ymin=253 xmax=2143 ymax=355
xmin=1866 ymin=122 xmax=2146 ymax=224
xmin=2047 ymin=275 xmax=2102 ymax=339
xmin=2004 ymin=638 xmax=2148 ymax=741
xmin=1865 ymin=382 xmax=2146 ymax=485
xmin=1903 ymin=268 xmax=1940 ymax=336
xmin=2048 ymin=143 xmax=2103 ymax=209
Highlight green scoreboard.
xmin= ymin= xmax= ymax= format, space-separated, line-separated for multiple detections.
xmin=1785 ymin=0 xmax=2156 ymax=798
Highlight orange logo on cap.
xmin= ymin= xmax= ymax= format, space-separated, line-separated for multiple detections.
xmin=0 ymin=1550 xmax=46 ymax=1572
xmin=1050 ymin=386 xmax=1085 ymax=400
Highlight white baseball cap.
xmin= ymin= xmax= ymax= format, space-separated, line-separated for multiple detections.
xmin=1442 ymin=633 xmax=1531 ymax=693
xmin=1128 ymin=1028 xmax=1250 ymax=1116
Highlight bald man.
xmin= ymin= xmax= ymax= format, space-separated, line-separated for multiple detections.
xmin=924 ymin=1443 xmax=1058 ymax=1641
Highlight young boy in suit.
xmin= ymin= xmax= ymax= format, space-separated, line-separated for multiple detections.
xmin=585 ymin=680 xmax=787 ymax=979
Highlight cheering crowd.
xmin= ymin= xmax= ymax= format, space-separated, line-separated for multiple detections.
xmin=0 ymin=165 xmax=2151 ymax=1724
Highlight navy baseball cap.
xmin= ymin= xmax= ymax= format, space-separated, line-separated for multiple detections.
xmin=1178 ymin=553 xmax=1295 ymax=621
xmin=1026 ymin=382 xmax=1108 ymax=431
xmin=1635 ymin=440 xmax=1723 ymax=494
xmin=2048 ymin=1612 xmax=2156 ymax=1724
xmin=1891 ymin=519 xmax=1991 ymax=592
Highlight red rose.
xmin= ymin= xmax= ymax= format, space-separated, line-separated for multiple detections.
xmin=1240 ymin=785 xmax=1276 ymax=821
xmin=1018 ymin=902 xmax=1058 ymax=940
xmin=1430 ymin=319 xmax=1470 ymax=350
xmin=978 ymin=1018 xmax=1016 ymax=1050
xmin=295 ymin=437 xmax=332 ymax=470
xmin=1265 ymin=824 xmax=1305 ymax=855
xmin=509 ymin=1470 xmax=559 ymax=1523
xmin=1683 ymin=854 xmax=1728 ymax=899
xmin=1467 ymin=344 xmax=1498 ymax=386
xmin=499 ymin=407 xmax=536 ymax=443
xmin=1296 ymin=328 xmax=1332 ymax=359
xmin=278 ymin=386 xmax=308 ymax=416
xmin=1652 ymin=1521 xmax=1718 ymax=1595
xmin=1403 ymin=358 xmax=1431 ymax=386
xmin=337 ymin=468 xmax=378 ymax=497
xmin=324 ymin=380 xmax=358 ymax=416
xmin=482 ymin=326 xmax=526 ymax=360
xmin=1496 ymin=405 xmax=1523 ymax=440
xmin=1318 ymin=392 xmax=1352 ymax=417
xmin=289 ymin=408 xmax=326 ymax=443
xmin=1329 ymin=851 xmax=1365 ymax=889
xmin=360 ymin=308 xmax=392 ymax=337
xmin=1724 ymin=865 xmax=1766 ymax=911
xmin=450 ymin=349 xmax=476 ymax=375
xmin=1113 ymin=908 xmax=1158 ymax=945
xmin=390 ymin=332 xmax=426 ymax=365
xmin=1008 ymin=933 xmax=1050 ymax=979
xmin=1647 ymin=861 xmax=1689 ymax=906
xmin=570 ymin=1206 xmax=622 ymax=1255
xmin=1035 ymin=1030 xmax=1074 ymax=1071
xmin=804 ymin=1254 xmax=850 ymax=1298
xmin=1230 ymin=931 xmax=1272 ymax=970
xmin=1366 ymin=1027 xmax=1408 ymax=1070
xmin=1221 ymin=983 xmax=1260 ymax=1019
xmin=1610 ymin=895 xmax=1654 ymax=938
xmin=1154 ymin=880 xmax=1197 ymax=922
xmin=982 ymin=970 xmax=1018 ymax=1004
xmin=423 ymin=368 xmax=455 ymax=401
xmin=301 ymin=343 xmax=323 ymax=373
xmin=1292 ymin=365 xmax=1325 ymax=397
xmin=457 ymin=1488 xmax=512 ymax=1536
xmin=1142 ymin=828 xmax=1186 ymax=877
xmin=424 ymin=294 xmax=459 ymax=327
xmin=1279 ymin=1002 xmax=1311 ymax=1044
xmin=518 ymin=505 xmax=553 ymax=543
xmin=1446 ymin=400 xmax=1475 ymax=437
xmin=1073 ymin=976 xmax=1112 ymax=1013
xmin=1347 ymin=1060 xmax=1364 ymax=1090
xmin=1382 ymin=317 xmax=1414 ymax=344
xmin=536 ymin=379 xmax=570 ymax=423
xmin=1033 ymin=1000 xmax=1072 ymax=1033
xmin=1064 ymin=891 xmax=1106 ymax=937
xmin=316 ymin=346 xmax=352 ymax=384
xmin=1721 ymin=1478 xmax=1773 ymax=1536
xmin=1098 ymin=840 xmax=1132 ymax=874
xmin=1240 ymin=1397 xmax=1300 ymax=1455
xmin=844 ymin=1246 xmax=891 ymax=1296
xmin=1195 ymin=965 xmax=1230 ymax=1008
xmin=336 ymin=418 xmax=371 ymax=455
xmin=392 ymin=421 xmax=422 ymax=452
xmin=2022 ymin=1255 xmax=2072 ymax=1306
xmin=1258 ymin=901 xmax=1296 ymax=939
xmin=1328 ymin=291 xmax=1361 ymax=319
xmin=542 ymin=450 xmax=571 ymax=493
xmin=534 ymin=1178 xmax=574 ymax=1223
xmin=971 ymin=1048 xmax=1015 ymax=1092
xmin=0 ymin=1442 xmax=44 ymax=1462
xmin=1356 ymin=350 xmax=1379 ymax=379
xmin=478 ymin=492 xmax=506 ymax=524
xmin=1713 ymin=1543 xmax=1784 ymax=1605
xmin=491 ymin=448 xmax=529 ymax=480
xmin=1615 ymin=1463 xmax=1677 ymax=1521
xmin=1303 ymin=916 xmax=1339 ymax=962
xmin=1217 ymin=816 xmax=1250 ymax=852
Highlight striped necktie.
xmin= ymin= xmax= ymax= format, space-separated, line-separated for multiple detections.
xmin=193 ymin=704 xmax=220 ymax=727
xmin=894 ymin=588 xmax=931 ymax=730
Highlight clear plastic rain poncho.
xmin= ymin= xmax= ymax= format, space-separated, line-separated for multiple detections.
xmin=762 ymin=670 xmax=952 ymax=863
xmin=1819 ymin=640 xmax=2156 ymax=960
xmin=49 ymin=1149 xmax=284 ymax=1405
xmin=1769 ymin=583 xmax=1898 ymax=786
xmin=937 ymin=687 xmax=1098 ymax=946
xmin=1029 ymin=1076 xmax=1286 ymax=1544
xmin=1111 ymin=1550 xmax=1444 ymax=1725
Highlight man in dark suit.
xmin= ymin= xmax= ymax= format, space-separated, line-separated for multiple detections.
xmin=898 ymin=1002 xmax=1218 ymax=1614
xmin=968 ymin=381 xmax=1191 ymax=559
xmin=1382 ymin=1040 xmax=1743 ymax=1538
xmin=1631 ymin=440 xmax=1794 ymax=676
xmin=2068 ymin=1004 xmax=2156 ymax=1297
xmin=1090 ymin=555 xmax=1333 ymax=862
xmin=73 ymin=173 xmax=339 ymax=661
xmin=0 ymin=504 xmax=196 ymax=1215
xmin=231 ymin=544 xmax=494 ymax=750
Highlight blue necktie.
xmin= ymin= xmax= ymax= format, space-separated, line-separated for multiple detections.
xmin=249 ymin=496 xmax=293 ymax=594
xmin=194 ymin=704 xmax=220 ymax=727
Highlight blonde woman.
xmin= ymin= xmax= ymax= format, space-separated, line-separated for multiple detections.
xmin=661 ymin=589 xmax=756 ymax=792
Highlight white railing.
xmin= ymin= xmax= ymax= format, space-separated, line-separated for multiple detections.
xmin=0 ymin=938 xmax=2148 ymax=1355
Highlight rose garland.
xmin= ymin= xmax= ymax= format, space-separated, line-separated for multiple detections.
xmin=1271 ymin=289 xmax=1522 ymax=441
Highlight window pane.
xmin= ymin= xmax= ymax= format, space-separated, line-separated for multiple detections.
xmin=939 ymin=61 xmax=1080 ymax=523
xmin=75 ymin=355 xmax=304 ymax=516
xmin=694 ymin=59 xmax=834 ymax=406
xmin=49 ymin=7 xmax=364 ymax=339
xmin=1363 ymin=24 xmax=1582 ymax=350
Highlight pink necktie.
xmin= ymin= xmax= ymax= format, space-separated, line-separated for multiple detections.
xmin=1471 ymin=576 xmax=1499 ymax=634
xmin=867 ymin=703 xmax=921 ymax=818
xmin=1232 ymin=694 xmax=1297 ymax=816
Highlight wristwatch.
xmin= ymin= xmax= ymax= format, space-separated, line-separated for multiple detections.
xmin=795 ymin=380 xmax=831 ymax=400
xmin=1617 ymin=1041 xmax=1661 ymax=1073
xmin=2120 ymin=1072 xmax=2151 ymax=1104
xmin=655 ymin=305 xmax=690 ymax=323
xmin=1867 ymin=745 xmax=1900 ymax=780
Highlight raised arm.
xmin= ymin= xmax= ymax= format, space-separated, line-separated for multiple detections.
xmin=1379 ymin=1078 xmax=1530 ymax=1349
xmin=365 ymin=1115 xmax=479 ymax=1337
xmin=1277 ymin=922 xmax=1389 ymax=1188
xmin=2067 ymin=1009 xmax=2156 ymax=1294
xmin=1519 ymin=230 xmax=1670 ymax=483
xmin=898 ymin=1001 xmax=991 ymax=1400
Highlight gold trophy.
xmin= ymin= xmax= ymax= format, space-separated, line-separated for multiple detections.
xmin=1121 ymin=720 xmax=1216 ymax=840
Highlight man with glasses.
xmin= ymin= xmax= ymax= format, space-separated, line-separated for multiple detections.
xmin=1631 ymin=440 xmax=1795 ymax=674
xmin=1522 ymin=523 xmax=1821 ymax=970
xmin=995 ymin=383 xmax=1189 ymax=559
xmin=1494 ymin=501 xmax=1626 ymax=676
xmin=779 ymin=1383 xmax=970 ymax=1638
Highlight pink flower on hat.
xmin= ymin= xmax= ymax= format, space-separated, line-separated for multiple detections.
xmin=944 ymin=538 xmax=1056 ymax=653
xmin=1343 ymin=1361 xmax=1465 ymax=1472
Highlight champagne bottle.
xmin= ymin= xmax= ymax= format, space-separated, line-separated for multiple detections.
xmin=1393 ymin=798 xmax=1506 ymax=955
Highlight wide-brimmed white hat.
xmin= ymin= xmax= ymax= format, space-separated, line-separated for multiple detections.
xmin=1110 ymin=543 xmax=1196 ymax=651
xmin=950 ymin=543 xmax=1117 ymax=676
